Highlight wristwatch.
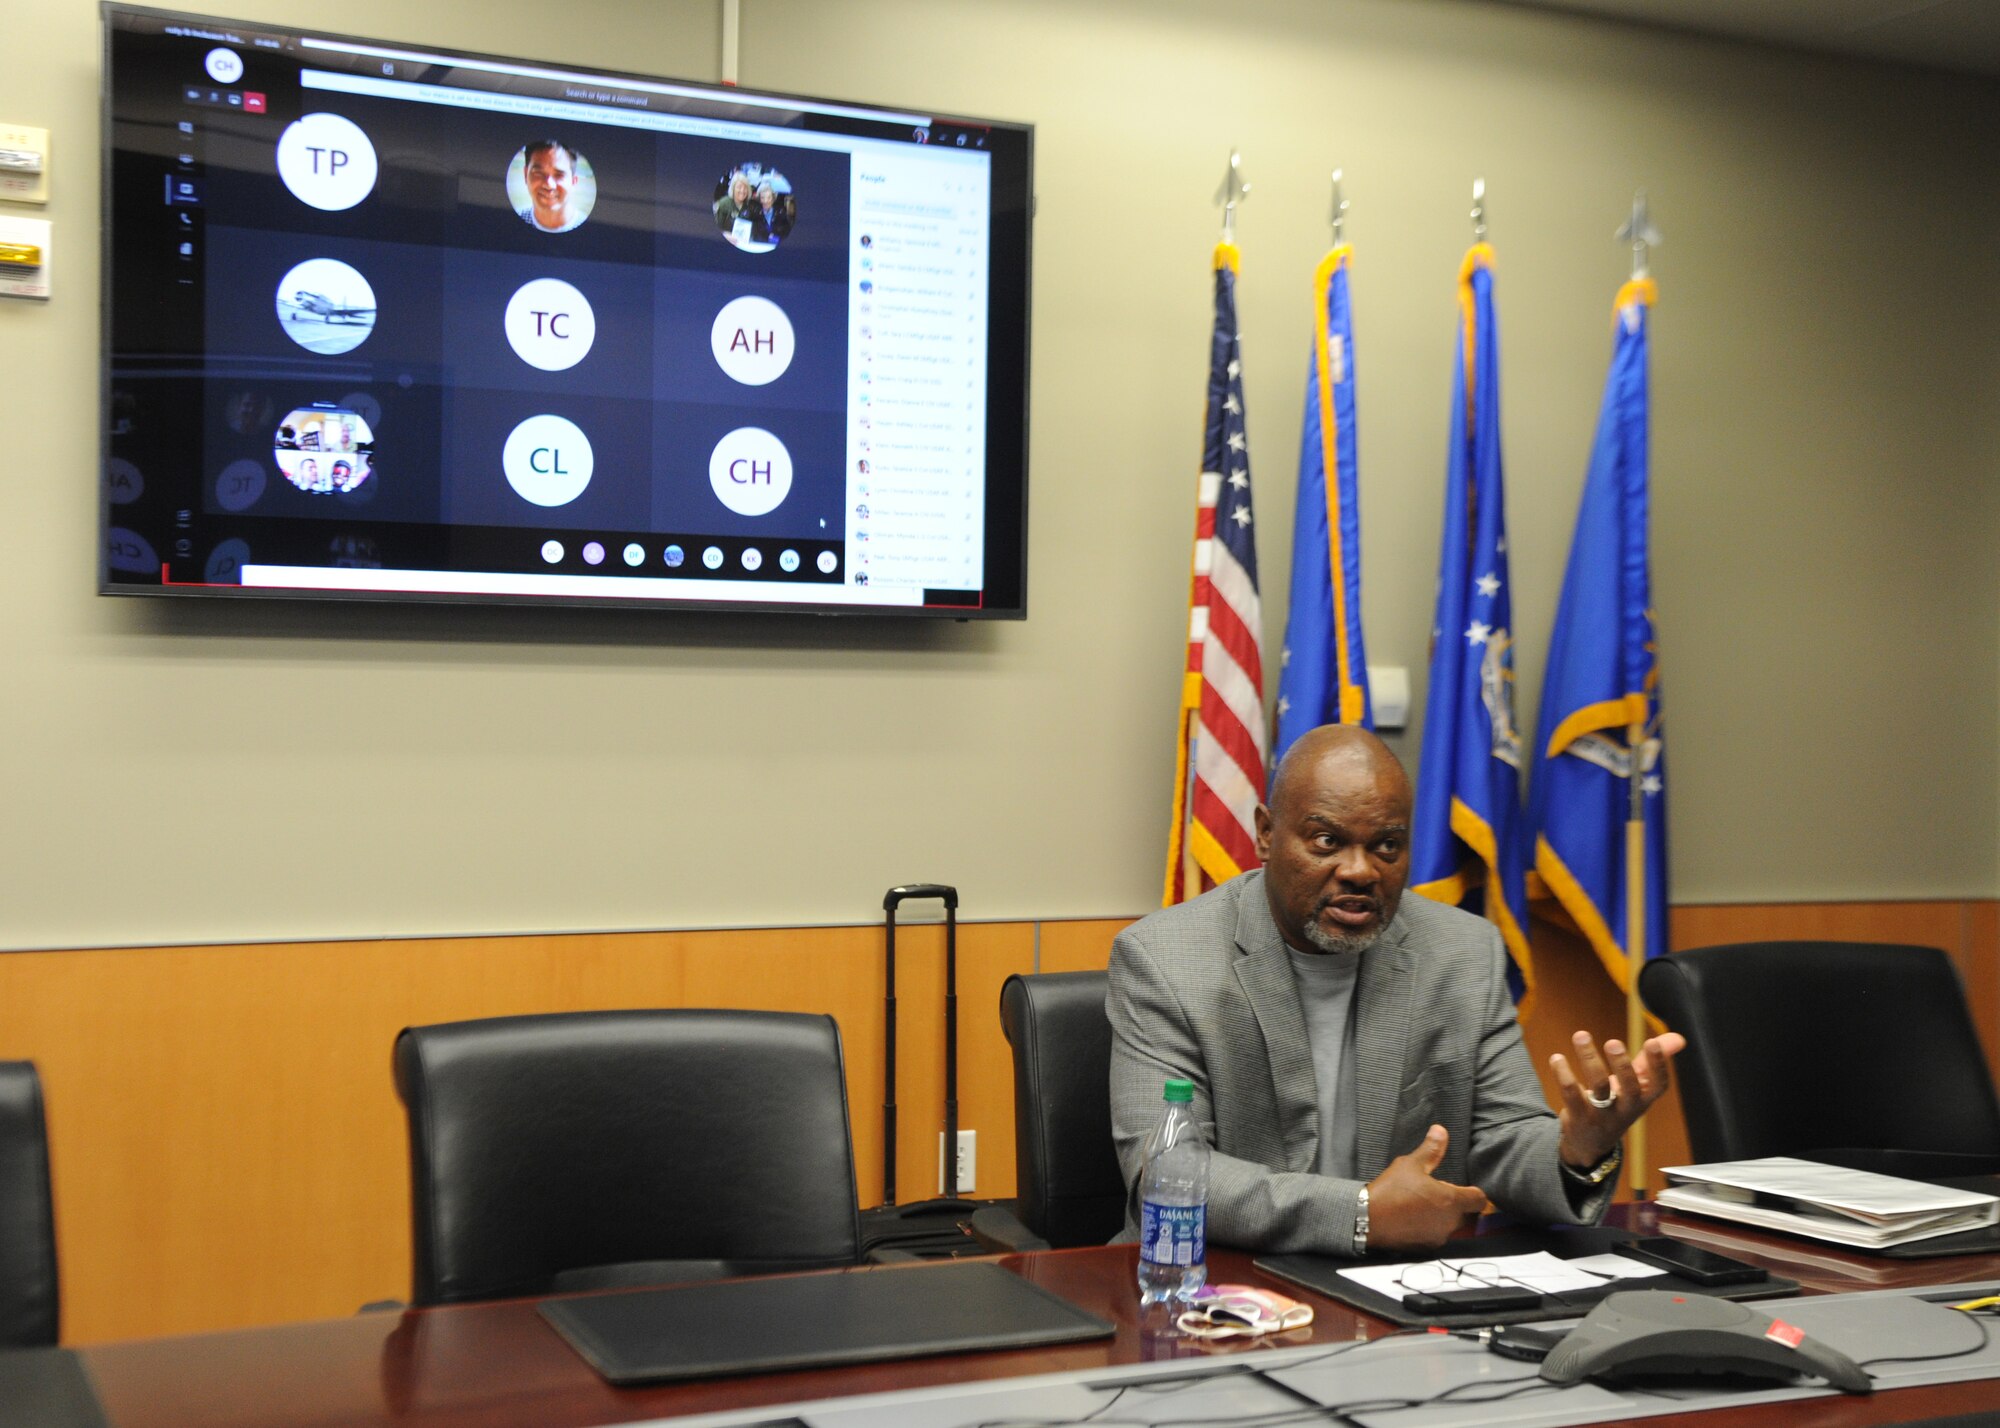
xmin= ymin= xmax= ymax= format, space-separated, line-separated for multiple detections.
xmin=1353 ymin=1185 xmax=1371 ymax=1255
xmin=1562 ymin=1143 xmax=1624 ymax=1186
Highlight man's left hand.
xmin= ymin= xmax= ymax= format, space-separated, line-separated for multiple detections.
xmin=1550 ymin=1030 xmax=1687 ymax=1170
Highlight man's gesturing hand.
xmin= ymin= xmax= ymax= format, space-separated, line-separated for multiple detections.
xmin=1551 ymin=1029 xmax=1686 ymax=1170
xmin=1363 ymin=1125 xmax=1488 ymax=1252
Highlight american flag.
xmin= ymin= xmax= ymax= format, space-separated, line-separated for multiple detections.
xmin=1165 ymin=242 xmax=1266 ymax=906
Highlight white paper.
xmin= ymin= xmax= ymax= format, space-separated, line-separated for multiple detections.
xmin=1562 ymin=1252 xmax=1668 ymax=1281
xmin=1337 ymin=1250 xmax=1651 ymax=1302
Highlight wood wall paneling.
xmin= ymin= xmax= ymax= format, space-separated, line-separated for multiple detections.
xmin=0 ymin=901 xmax=1992 ymax=1344
xmin=1034 ymin=919 xmax=1130 ymax=976
xmin=1669 ymin=901 xmax=1975 ymax=955
xmin=1972 ymin=903 xmax=2000 ymax=1071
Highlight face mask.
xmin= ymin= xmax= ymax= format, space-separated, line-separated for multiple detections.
xmin=1175 ymin=1284 xmax=1315 ymax=1339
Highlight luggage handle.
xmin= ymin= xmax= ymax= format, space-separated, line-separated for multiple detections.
xmin=885 ymin=884 xmax=958 ymax=911
xmin=881 ymin=883 xmax=959 ymax=1207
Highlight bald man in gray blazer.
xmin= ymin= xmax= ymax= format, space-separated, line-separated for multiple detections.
xmin=1112 ymin=727 xmax=1682 ymax=1256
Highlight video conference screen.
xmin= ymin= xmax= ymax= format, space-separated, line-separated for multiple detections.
xmin=102 ymin=6 xmax=1033 ymax=617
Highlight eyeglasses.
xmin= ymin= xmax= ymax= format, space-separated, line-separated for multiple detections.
xmin=1393 ymin=1260 xmax=1511 ymax=1296
xmin=1394 ymin=1256 xmax=1620 ymax=1310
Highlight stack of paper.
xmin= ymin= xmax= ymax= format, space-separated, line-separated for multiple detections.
xmin=1658 ymin=1157 xmax=2000 ymax=1248
xmin=1338 ymin=1251 xmax=1665 ymax=1301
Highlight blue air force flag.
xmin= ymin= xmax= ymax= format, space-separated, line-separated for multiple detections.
xmin=1274 ymin=245 xmax=1371 ymax=775
xmin=1410 ymin=244 xmax=1534 ymax=1009
xmin=1529 ymin=278 xmax=1667 ymax=992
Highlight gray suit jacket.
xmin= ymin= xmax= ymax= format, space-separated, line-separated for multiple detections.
xmin=1108 ymin=871 xmax=1613 ymax=1254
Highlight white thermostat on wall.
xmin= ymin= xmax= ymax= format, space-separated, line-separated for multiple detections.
xmin=0 ymin=125 xmax=49 ymax=204
xmin=1368 ymin=665 xmax=1412 ymax=730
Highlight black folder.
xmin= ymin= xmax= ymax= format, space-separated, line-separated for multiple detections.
xmin=1257 ymin=1226 xmax=1798 ymax=1329
xmin=539 ymin=1260 xmax=1115 ymax=1385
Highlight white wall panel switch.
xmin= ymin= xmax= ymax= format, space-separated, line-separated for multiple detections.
xmin=1368 ymin=665 xmax=1411 ymax=730
xmin=0 ymin=126 xmax=49 ymax=204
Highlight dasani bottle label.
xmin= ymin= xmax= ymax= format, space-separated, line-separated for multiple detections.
xmin=1139 ymin=1201 xmax=1206 ymax=1267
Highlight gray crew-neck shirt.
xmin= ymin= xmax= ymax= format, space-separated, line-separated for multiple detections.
xmin=1287 ymin=945 xmax=1362 ymax=1180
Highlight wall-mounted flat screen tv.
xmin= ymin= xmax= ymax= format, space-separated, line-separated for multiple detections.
xmin=102 ymin=5 xmax=1032 ymax=617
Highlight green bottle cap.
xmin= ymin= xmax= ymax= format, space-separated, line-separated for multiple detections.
xmin=1163 ymin=1078 xmax=1194 ymax=1103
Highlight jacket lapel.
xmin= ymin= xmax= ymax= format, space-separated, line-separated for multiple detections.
xmin=1230 ymin=876 xmax=1321 ymax=1172
xmin=1352 ymin=909 xmax=1416 ymax=1176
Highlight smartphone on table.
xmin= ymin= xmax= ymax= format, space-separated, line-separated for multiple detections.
xmin=1615 ymin=1236 xmax=1768 ymax=1286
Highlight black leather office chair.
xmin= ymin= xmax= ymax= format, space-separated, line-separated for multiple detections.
xmin=393 ymin=1009 xmax=863 ymax=1306
xmin=971 ymin=972 xmax=1127 ymax=1252
xmin=0 ymin=1061 xmax=58 ymax=1348
xmin=1639 ymin=941 xmax=2000 ymax=1177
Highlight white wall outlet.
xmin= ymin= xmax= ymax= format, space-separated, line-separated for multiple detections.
xmin=0 ymin=125 xmax=49 ymax=205
xmin=937 ymin=1129 xmax=976 ymax=1194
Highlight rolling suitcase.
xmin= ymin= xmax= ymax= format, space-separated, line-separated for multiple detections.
xmin=857 ymin=883 xmax=985 ymax=1260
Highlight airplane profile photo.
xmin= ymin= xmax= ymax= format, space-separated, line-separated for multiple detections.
xmin=274 ymin=257 xmax=378 ymax=355
xmin=282 ymin=290 xmax=372 ymax=325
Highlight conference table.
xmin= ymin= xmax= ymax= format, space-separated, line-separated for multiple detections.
xmin=72 ymin=1204 xmax=2000 ymax=1428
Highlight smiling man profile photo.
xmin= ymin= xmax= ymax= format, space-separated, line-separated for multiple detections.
xmin=511 ymin=139 xmax=595 ymax=234
xmin=1109 ymin=724 xmax=1684 ymax=1256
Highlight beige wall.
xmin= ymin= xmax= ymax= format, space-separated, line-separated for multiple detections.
xmin=3 ymin=0 xmax=1995 ymax=952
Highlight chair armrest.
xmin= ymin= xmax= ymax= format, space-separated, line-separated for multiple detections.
xmin=967 ymin=1205 xmax=1052 ymax=1254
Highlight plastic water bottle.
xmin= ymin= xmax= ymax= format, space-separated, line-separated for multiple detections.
xmin=1137 ymin=1077 xmax=1209 ymax=1305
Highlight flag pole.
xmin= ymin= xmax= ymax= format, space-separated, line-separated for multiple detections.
xmin=1214 ymin=149 xmax=1250 ymax=245
xmin=1617 ymin=189 xmax=1660 ymax=1197
xmin=1625 ymin=719 xmax=1648 ymax=1196
xmin=1168 ymin=160 xmax=1261 ymax=906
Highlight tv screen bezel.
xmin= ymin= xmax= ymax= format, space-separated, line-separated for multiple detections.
xmin=99 ymin=2 xmax=1034 ymax=620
